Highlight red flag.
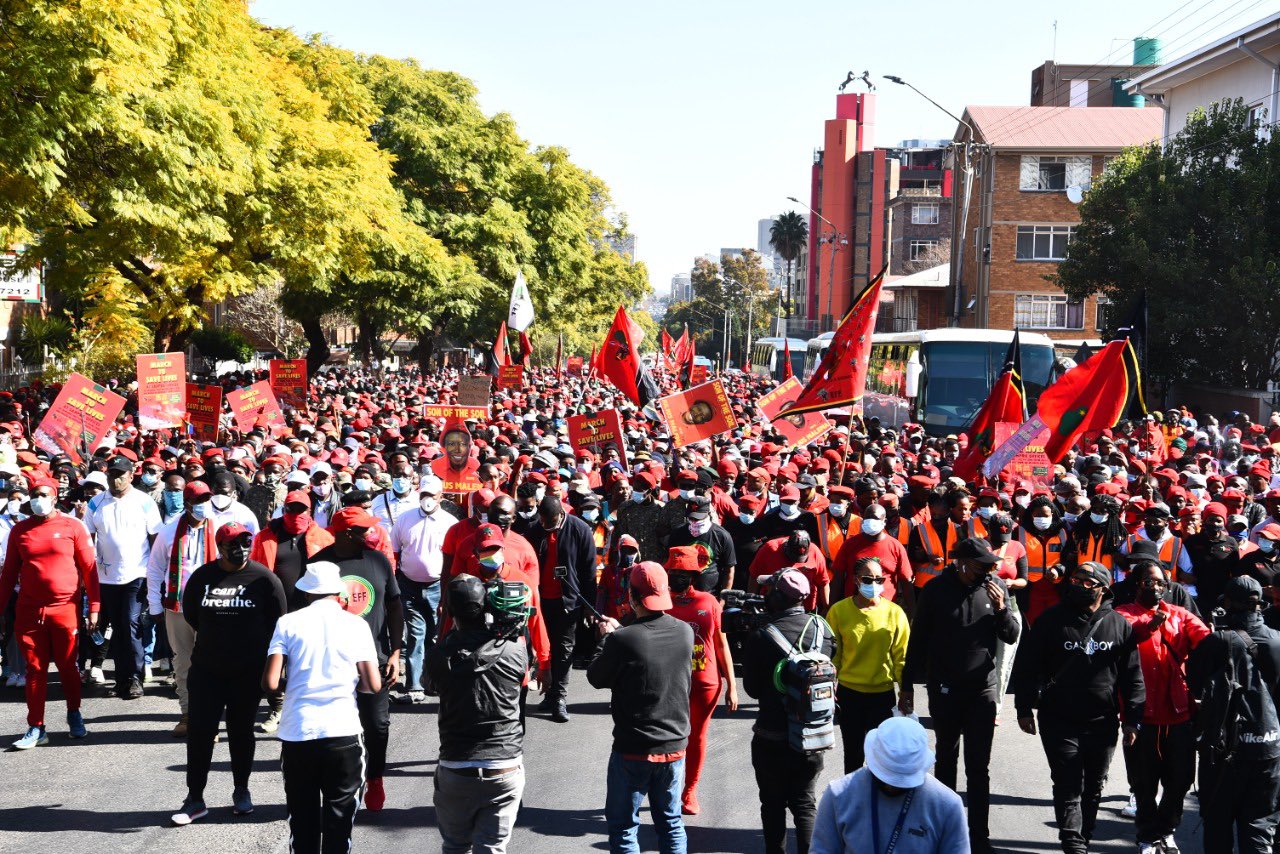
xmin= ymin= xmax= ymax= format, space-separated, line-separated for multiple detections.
xmin=599 ymin=306 xmax=659 ymax=406
xmin=493 ymin=322 xmax=511 ymax=370
xmin=782 ymin=339 xmax=794 ymax=380
xmin=588 ymin=345 xmax=598 ymax=378
xmin=662 ymin=328 xmax=674 ymax=357
xmin=517 ymin=331 xmax=533 ymax=369
xmin=685 ymin=335 xmax=697 ymax=388
xmin=952 ymin=331 xmax=1027 ymax=481
xmin=673 ymin=327 xmax=692 ymax=369
xmin=555 ymin=333 xmax=563 ymax=381
xmin=1036 ymin=338 xmax=1133 ymax=463
xmin=777 ymin=268 xmax=886 ymax=419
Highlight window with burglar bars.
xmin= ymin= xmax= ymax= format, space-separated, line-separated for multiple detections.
xmin=1019 ymin=155 xmax=1091 ymax=191
xmin=1015 ymin=225 xmax=1075 ymax=261
xmin=911 ymin=203 xmax=939 ymax=225
xmin=909 ymin=239 xmax=939 ymax=260
xmin=1014 ymin=293 xmax=1084 ymax=330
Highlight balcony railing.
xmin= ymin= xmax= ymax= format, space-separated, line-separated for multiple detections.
xmin=875 ymin=315 xmax=918 ymax=333
xmin=898 ymin=186 xmax=942 ymax=197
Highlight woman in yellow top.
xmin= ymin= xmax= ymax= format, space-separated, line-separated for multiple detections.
xmin=826 ymin=556 xmax=911 ymax=774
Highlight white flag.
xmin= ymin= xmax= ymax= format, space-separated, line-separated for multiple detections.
xmin=508 ymin=271 xmax=534 ymax=332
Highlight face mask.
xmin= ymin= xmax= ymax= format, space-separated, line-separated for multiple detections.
xmin=307 ymin=442 xmax=322 ymax=454
xmin=29 ymin=496 xmax=53 ymax=517
xmin=1063 ymin=513 xmax=1079 ymax=524
xmin=1262 ymin=539 xmax=1277 ymax=554
xmin=739 ymin=513 xmax=756 ymax=525
xmin=354 ymin=478 xmax=374 ymax=493
xmin=290 ymin=451 xmax=303 ymax=463
xmin=1089 ymin=512 xmax=1109 ymax=525
xmin=1144 ymin=525 xmax=1165 ymax=541
xmin=6 ymin=499 xmax=21 ymax=516
xmin=859 ymin=581 xmax=885 ymax=600
xmin=577 ymin=461 xmax=593 ymax=473
xmin=976 ymin=505 xmax=995 ymax=520
xmin=392 ymin=477 xmax=412 ymax=494
xmin=264 ymin=473 xmax=281 ymax=485
xmin=420 ymin=497 xmax=440 ymax=515
xmin=619 ymin=552 xmax=637 ymax=567
xmin=141 ymin=472 xmax=160 ymax=487
xmin=1137 ymin=586 xmax=1164 ymax=608
xmin=679 ymin=489 xmax=695 ymax=500
xmin=191 ymin=501 xmax=214 ymax=521
xmin=1064 ymin=584 xmax=1100 ymax=610
xmin=1015 ymin=495 xmax=1031 ymax=509
xmin=582 ymin=508 xmax=599 ymax=522
xmin=313 ymin=482 xmax=332 ymax=498
xmin=688 ymin=518 xmax=711 ymax=536
xmin=478 ymin=553 xmax=504 ymax=572
xmin=779 ymin=503 xmax=800 ymax=520
xmin=211 ymin=494 xmax=233 ymax=511
xmin=631 ymin=491 xmax=647 ymax=504
xmin=828 ymin=503 xmax=847 ymax=518
xmin=1032 ymin=516 xmax=1053 ymax=531
xmin=1233 ymin=530 xmax=1248 ymax=542
xmin=162 ymin=490 xmax=183 ymax=514
xmin=1127 ymin=474 xmax=1138 ymax=483
xmin=861 ymin=518 xmax=886 ymax=536
xmin=669 ymin=574 xmax=694 ymax=593
xmin=534 ymin=487 xmax=546 ymax=503
xmin=517 ymin=508 xmax=538 ymax=520
xmin=225 ymin=544 xmax=250 ymax=567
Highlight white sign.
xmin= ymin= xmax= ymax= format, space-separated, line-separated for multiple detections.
xmin=0 ymin=251 xmax=44 ymax=303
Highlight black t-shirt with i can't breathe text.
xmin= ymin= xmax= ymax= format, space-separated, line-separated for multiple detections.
xmin=183 ymin=559 xmax=287 ymax=676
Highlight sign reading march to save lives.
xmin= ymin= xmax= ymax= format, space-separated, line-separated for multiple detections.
xmin=226 ymin=380 xmax=286 ymax=436
xmin=33 ymin=373 xmax=126 ymax=463
xmin=136 ymin=352 xmax=186 ymax=430
xmin=567 ymin=409 xmax=628 ymax=469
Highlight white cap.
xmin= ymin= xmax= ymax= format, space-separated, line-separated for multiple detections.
xmin=864 ymin=716 xmax=934 ymax=789
xmin=81 ymin=471 xmax=108 ymax=489
xmin=419 ymin=474 xmax=444 ymax=495
xmin=310 ymin=461 xmax=333 ymax=478
xmin=285 ymin=469 xmax=309 ymax=486
xmin=295 ymin=561 xmax=345 ymax=596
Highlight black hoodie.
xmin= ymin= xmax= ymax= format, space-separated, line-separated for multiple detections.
xmin=903 ymin=566 xmax=1020 ymax=695
xmin=1014 ymin=593 xmax=1145 ymax=726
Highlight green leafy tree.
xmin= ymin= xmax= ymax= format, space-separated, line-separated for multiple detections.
xmin=1056 ymin=99 xmax=1280 ymax=391
xmin=769 ymin=212 xmax=808 ymax=322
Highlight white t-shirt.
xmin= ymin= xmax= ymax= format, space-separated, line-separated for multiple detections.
xmin=390 ymin=506 xmax=457 ymax=583
xmin=268 ymin=599 xmax=378 ymax=742
xmin=85 ymin=488 xmax=162 ymax=585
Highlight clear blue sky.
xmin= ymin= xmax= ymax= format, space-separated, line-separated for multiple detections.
xmin=252 ymin=0 xmax=1277 ymax=293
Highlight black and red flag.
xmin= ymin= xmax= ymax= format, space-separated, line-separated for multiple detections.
xmin=598 ymin=306 xmax=659 ymax=407
xmin=1036 ymin=337 xmax=1136 ymax=463
xmin=952 ymin=330 xmax=1028 ymax=482
xmin=782 ymin=339 xmax=794 ymax=380
xmin=490 ymin=321 xmax=512 ymax=376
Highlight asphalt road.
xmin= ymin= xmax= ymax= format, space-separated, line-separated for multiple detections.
xmin=0 ymin=667 xmax=1202 ymax=853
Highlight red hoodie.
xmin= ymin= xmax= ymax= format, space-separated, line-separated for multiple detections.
xmin=1116 ymin=600 xmax=1211 ymax=725
xmin=0 ymin=513 xmax=98 ymax=614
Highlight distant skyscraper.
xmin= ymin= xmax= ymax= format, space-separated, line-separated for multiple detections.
xmin=757 ymin=218 xmax=776 ymax=256
xmin=670 ymin=273 xmax=692 ymax=303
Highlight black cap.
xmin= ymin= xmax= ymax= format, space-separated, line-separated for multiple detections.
xmin=955 ymin=537 xmax=999 ymax=566
xmin=797 ymin=473 xmax=818 ymax=489
xmin=686 ymin=494 xmax=712 ymax=521
xmin=577 ymin=493 xmax=601 ymax=510
xmin=447 ymin=574 xmax=487 ymax=622
xmin=1074 ymin=561 xmax=1113 ymax=588
xmin=107 ymin=457 xmax=134 ymax=474
xmin=1126 ymin=539 xmax=1162 ymax=563
xmin=1144 ymin=504 xmax=1172 ymax=519
xmin=1224 ymin=575 xmax=1264 ymax=607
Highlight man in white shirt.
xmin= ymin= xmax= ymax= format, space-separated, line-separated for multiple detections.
xmin=146 ymin=482 xmax=218 ymax=736
xmin=262 ymin=561 xmax=380 ymax=854
xmin=209 ymin=471 xmax=260 ymax=537
xmin=372 ymin=465 xmax=418 ymax=533
xmin=84 ymin=455 xmax=162 ymax=700
xmin=390 ymin=474 xmax=457 ymax=704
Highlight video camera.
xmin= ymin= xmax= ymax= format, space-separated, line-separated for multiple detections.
xmin=720 ymin=588 xmax=771 ymax=634
xmin=484 ymin=580 xmax=535 ymax=641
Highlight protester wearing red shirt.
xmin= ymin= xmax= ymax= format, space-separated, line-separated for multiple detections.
xmin=0 ymin=478 xmax=98 ymax=748
xmin=750 ymin=531 xmax=830 ymax=613
xmin=665 ymin=546 xmax=738 ymax=816
xmin=597 ymin=535 xmax=640 ymax=621
xmin=831 ymin=503 xmax=913 ymax=604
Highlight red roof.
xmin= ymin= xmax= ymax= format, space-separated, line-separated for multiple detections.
xmin=961 ymin=106 xmax=1163 ymax=151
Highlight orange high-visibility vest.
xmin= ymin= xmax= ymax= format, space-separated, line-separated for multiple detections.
xmin=891 ymin=517 xmax=912 ymax=548
xmin=968 ymin=516 xmax=990 ymax=540
xmin=1018 ymin=527 xmax=1069 ymax=582
xmin=915 ymin=521 xmax=958 ymax=587
xmin=1124 ymin=534 xmax=1188 ymax=582
xmin=1076 ymin=532 xmax=1115 ymax=570
xmin=815 ymin=513 xmax=849 ymax=563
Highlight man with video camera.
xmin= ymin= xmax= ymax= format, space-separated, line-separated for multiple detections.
xmin=428 ymin=573 xmax=533 ymax=854
xmin=742 ymin=568 xmax=836 ymax=854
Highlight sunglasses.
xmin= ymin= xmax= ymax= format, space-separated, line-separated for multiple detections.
xmin=858 ymin=575 xmax=885 ymax=585
xmin=1071 ymin=577 xmax=1103 ymax=590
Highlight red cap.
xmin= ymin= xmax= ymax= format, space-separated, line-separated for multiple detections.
xmin=631 ymin=470 xmax=658 ymax=490
xmin=629 ymin=561 xmax=673 ymax=611
xmin=183 ymin=481 xmax=211 ymax=501
xmin=716 ymin=459 xmax=739 ymax=478
xmin=1262 ymin=523 xmax=1280 ymax=541
xmin=284 ymin=490 xmax=311 ymax=509
xmin=1203 ymin=502 xmax=1228 ymax=520
xmin=475 ymin=523 xmax=504 ymax=551
xmin=779 ymin=484 xmax=801 ymax=502
xmin=330 ymin=507 xmax=376 ymax=532
xmin=737 ymin=493 xmax=764 ymax=512
xmin=215 ymin=522 xmax=252 ymax=545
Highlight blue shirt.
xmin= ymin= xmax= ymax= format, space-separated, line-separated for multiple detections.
xmin=811 ymin=769 xmax=969 ymax=854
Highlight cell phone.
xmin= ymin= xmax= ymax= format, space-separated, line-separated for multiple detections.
xmin=555 ymin=565 xmax=569 ymax=580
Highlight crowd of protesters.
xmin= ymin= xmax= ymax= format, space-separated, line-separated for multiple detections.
xmin=2 ymin=361 xmax=1280 ymax=854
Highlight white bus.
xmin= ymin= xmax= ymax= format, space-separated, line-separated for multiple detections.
xmin=749 ymin=337 xmax=809 ymax=383
xmin=803 ymin=328 xmax=1058 ymax=435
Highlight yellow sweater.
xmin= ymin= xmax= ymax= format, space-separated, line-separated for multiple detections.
xmin=827 ymin=596 xmax=910 ymax=693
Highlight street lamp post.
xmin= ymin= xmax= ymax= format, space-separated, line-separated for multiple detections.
xmin=787 ymin=196 xmax=849 ymax=333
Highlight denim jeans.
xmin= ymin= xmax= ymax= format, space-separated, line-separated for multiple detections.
xmin=605 ymin=751 xmax=686 ymax=854
xmin=397 ymin=574 xmax=439 ymax=692
xmin=99 ymin=579 xmax=145 ymax=686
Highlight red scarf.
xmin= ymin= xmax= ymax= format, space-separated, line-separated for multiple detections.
xmin=165 ymin=514 xmax=217 ymax=611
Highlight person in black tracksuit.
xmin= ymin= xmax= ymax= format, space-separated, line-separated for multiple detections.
xmin=1014 ymin=562 xmax=1144 ymax=854
xmin=902 ymin=537 xmax=1020 ymax=854
xmin=1187 ymin=575 xmax=1280 ymax=854
xmin=742 ymin=568 xmax=835 ymax=854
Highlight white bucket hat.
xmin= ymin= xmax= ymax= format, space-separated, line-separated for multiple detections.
xmin=863 ymin=716 xmax=935 ymax=789
xmin=295 ymin=561 xmax=345 ymax=597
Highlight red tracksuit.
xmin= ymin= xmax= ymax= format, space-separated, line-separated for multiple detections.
xmin=0 ymin=513 xmax=98 ymax=727
xmin=667 ymin=589 xmax=724 ymax=803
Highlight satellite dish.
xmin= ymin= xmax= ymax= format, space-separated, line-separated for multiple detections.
xmin=1066 ymin=185 xmax=1084 ymax=204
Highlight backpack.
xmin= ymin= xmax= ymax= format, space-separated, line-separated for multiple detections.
xmin=764 ymin=616 xmax=837 ymax=754
xmin=1198 ymin=629 xmax=1280 ymax=764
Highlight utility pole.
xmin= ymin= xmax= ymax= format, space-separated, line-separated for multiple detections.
xmin=746 ymin=296 xmax=754 ymax=368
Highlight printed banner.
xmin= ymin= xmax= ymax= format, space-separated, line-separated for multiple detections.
xmin=457 ymin=375 xmax=492 ymax=408
xmin=269 ymin=359 xmax=308 ymax=410
xmin=423 ymin=404 xmax=490 ymax=421
xmin=983 ymin=414 xmax=1048 ymax=478
xmin=567 ymin=409 xmax=629 ymax=469
xmin=989 ymin=420 xmax=1054 ymax=486
xmin=136 ymin=352 xmax=186 ymax=430
xmin=566 ymin=355 xmax=585 ymax=377
xmin=432 ymin=420 xmax=484 ymax=495
xmin=33 ymin=372 xmax=126 ymax=463
xmin=226 ymin=380 xmax=286 ymax=436
xmin=497 ymin=364 xmax=524 ymax=390
xmin=690 ymin=364 xmax=708 ymax=385
xmin=657 ymin=379 xmax=738 ymax=449
xmin=186 ymin=383 xmax=223 ymax=444
xmin=757 ymin=377 xmax=832 ymax=449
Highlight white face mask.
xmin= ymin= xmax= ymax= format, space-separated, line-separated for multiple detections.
xmin=1089 ymin=511 xmax=1109 ymax=525
xmin=1015 ymin=495 xmax=1031 ymax=509
xmin=211 ymin=494 xmax=233 ymax=511
xmin=1032 ymin=516 xmax=1053 ymax=531
xmin=6 ymin=499 xmax=21 ymax=516
xmin=828 ymin=503 xmax=847 ymax=518
xmin=29 ymin=496 xmax=53 ymax=517
xmin=1063 ymin=513 xmax=1079 ymax=523
xmin=779 ymin=503 xmax=800 ymax=520
xmin=688 ymin=518 xmax=711 ymax=536
xmin=535 ymin=487 xmax=546 ymax=503
xmin=976 ymin=505 xmax=995 ymax=520
xmin=517 ymin=508 xmax=538 ymax=520
xmin=861 ymin=518 xmax=885 ymax=536
xmin=739 ymin=513 xmax=756 ymax=525
xmin=679 ymin=489 xmax=695 ymax=500
xmin=354 ymin=477 xmax=374 ymax=493
xmin=313 ymin=482 xmax=332 ymax=498
xmin=420 ymin=497 xmax=440 ymax=515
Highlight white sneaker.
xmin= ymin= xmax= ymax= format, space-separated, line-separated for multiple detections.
xmin=1161 ymin=834 xmax=1180 ymax=854
xmin=4 ymin=673 xmax=18 ymax=688
xmin=13 ymin=675 xmax=24 ymax=688
xmin=89 ymin=666 xmax=106 ymax=685
xmin=144 ymin=665 xmax=153 ymax=683
xmin=1138 ymin=843 xmax=1159 ymax=854
xmin=1122 ymin=793 xmax=1138 ymax=818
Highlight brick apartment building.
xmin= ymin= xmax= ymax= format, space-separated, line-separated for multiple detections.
xmin=947 ymin=106 xmax=1162 ymax=341
xmin=883 ymin=144 xmax=953 ymax=332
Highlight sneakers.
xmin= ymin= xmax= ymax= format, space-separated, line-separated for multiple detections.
xmin=681 ymin=791 xmax=701 ymax=816
xmin=1122 ymin=793 xmax=1138 ymax=818
xmin=12 ymin=726 xmax=47 ymax=750
xmin=550 ymin=701 xmax=570 ymax=723
xmin=1161 ymin=835 xmax=1180 ymax=854
xmin=89 ymin=666 xmax=106 ymax=686
xmin=4 ymin=673 xmax=23 ymax=688
xmin=144 ymin=664 xmax=153 ymax=683
xmin=170 ymin=798 xmax=208 ymax=826
xmin=67 ymin=710 xmax=87 ymax=739
xmin=1138 ymin=843 xmax=1160 ymax=854
xmin=12 ymin=674 xmax=24 ymax=688
xmin=172 ymin=714 xmax=189 ymax=738
xmin=231 ymin=787 xmax=254 ymax=816
xmin=364 ymin=777 xmax=385 ymax=811
xmin=392 ymin=690 xmax=426 ymax=705
xmin=259 ymin=709 xmax=281 ymax=734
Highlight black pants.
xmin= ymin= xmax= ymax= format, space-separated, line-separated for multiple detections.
xmin=100 ymin=579 xmax=145 ymax=687
xmin=542 ymin=598 xmax=578 ymax=704
xmin=751 ymin=736 xmax=824 ymax=854
xmin=187 ymin=665 xmax=262 ymax=800
xmin=282 ymin=735 xmax=365 ymax=854
xmin=836 ymin=685 xmax=895 ymax=775
xmin=1199 ymin=753 xmax=1280 ymax=854
xmin=1038 ymin=714 xmax=1117 ymax=854
xmin=356 ymin=675 xmax=391 ymax=779
xmin=929 ymin=686 xmax=997 ymax=845
xmin=1122 ymin=721 xmax=1195 ymax=842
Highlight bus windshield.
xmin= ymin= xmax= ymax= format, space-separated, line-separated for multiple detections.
xmin=919 ymin=341 xmax=1054 ymax=432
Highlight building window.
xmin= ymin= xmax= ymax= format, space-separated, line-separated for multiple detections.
xmin=1014 ymin=294 xmax=1085 ymax=330
xmin=1019 ymin=155 xmax=1091 ymax=191
xmin=911 ymin=203 xmax=939 ymax=225
xmin=909 ymin=239 xmax=939 ymax=261
xmin=1069 ymin=79 xmax=1090 ymax=108
xmin=1096 ymin=296 xmax=1114 ymax=333
xmin=1015 ymin=225 xmax=1075 ymax=261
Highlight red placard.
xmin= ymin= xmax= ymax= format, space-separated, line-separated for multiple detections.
xmin=136 ymin=352 xmax=186 ymax=430
xmin=226 ymin=380 xmax=286 ymax=435
xmin=690 ymin=364 xmax=708 ymax=384
xmin=567 ymin=409 xmax=629 ymax=469
xmin=497 ymin=365 xmax=524 ymax=390
xmin=186 ymin=383 xmax=223 ymax=443
xmin=991 ymin=421 xmax=1053 ymax=486
xmin=657 ymin=379 xmax=738 ymax=449
xmin=33 ymin=372 xmax=126 ymax=463
xmin=566 ymin=356 xmax=584 ymax=377
xmin=757 ymin=377 xmax=832 ymax=449
xmin=269 ymin=358 xmax=308 ymax=410
xmin=423 ymin=404 xmax=489 ymax=421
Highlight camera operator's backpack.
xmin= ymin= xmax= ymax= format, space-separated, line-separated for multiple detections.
xmin=1198 ymin=628 xmax=1280 ymax=764
xmin=764 ymin=616 xmax=837 ymax=753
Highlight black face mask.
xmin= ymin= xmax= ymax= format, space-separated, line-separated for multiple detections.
xmin=669 ymin=573 xmax=694 ymax=593
xmin=1137 ymin=586 xmax=1164 ymax=608
xmin=1065 ymin=584 xmax=1100 ymax=610
xmin=225 ymin=544 xmax=251 ymax=567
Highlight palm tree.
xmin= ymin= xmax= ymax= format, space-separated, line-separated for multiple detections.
xmin=768 ymin=212 xmax=809 ymax=332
